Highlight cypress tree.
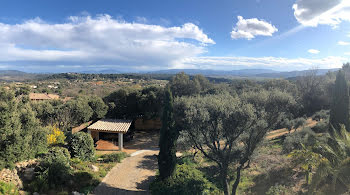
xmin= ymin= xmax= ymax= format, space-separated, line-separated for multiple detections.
xmin=330 ymin=70 xmax=350 ymax=131
xmin=158 ymin=87 xmax=179 ymax=179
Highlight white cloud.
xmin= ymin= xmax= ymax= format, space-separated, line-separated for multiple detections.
xmin=338 ymin=41 xmax=350 ymax=45
xmin=346 ymin=52 xmax=350 ymax=55
xmin=230 ymin=16 xmax=278 ymax=40
xmin=293 ymin=0 xmax=350 ymax=27
xmin=308 ymin=49 xmax=320 ymax=54
xmin=0 ymin=14 xmax=215 ymax=71
xmin=178 ymin=56 xmax=347 ymax=71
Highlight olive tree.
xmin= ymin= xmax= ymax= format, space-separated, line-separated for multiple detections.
xmin=174 ymin=90 xmax=295 ymax=195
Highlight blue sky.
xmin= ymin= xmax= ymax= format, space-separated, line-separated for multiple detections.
xmin=0 ymin=0 xmax=350 ymax=72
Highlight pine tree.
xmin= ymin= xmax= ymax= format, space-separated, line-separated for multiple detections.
xmin=158 ymin=87 xmax=179 ymax=179
xmin=330 ymin=70 xmax=350 ymax=131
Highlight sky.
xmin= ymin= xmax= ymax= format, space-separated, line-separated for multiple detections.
xmin=0 ymin=0 xmax=350 ymax=72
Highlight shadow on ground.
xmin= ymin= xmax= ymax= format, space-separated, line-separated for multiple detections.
xmin=136 ymin=154 xmax=158 ymax=171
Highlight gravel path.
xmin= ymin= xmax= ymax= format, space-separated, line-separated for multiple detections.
xmin=92 ymin=149 xmax=159 ymax=195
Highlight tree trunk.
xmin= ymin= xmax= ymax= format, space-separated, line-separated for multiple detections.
xmin=232 ymin=166 xmax=242 ymax=195
xmin=220 ymin=165 xmax=230 ymax=195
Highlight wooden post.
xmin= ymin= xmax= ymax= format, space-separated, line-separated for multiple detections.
xmin=118 ymin=133 xmax=123 ymax=151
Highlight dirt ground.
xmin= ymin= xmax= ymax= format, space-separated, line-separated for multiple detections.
xmin=266 ymin=118 xmax=318 ymax=140
xmin=96 ymin=130 xmax=159 ymax=155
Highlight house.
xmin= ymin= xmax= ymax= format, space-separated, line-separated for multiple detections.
xmin=29 ymin=93 xmax=60 ymax=101
xmin=87 ymin=119 xmax=132 ymax=151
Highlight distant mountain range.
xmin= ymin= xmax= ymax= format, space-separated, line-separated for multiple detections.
xmin=0 ymin=68 xmax=339 ymax=81
xmin=147 ymin=68 xmax=338 ymax=78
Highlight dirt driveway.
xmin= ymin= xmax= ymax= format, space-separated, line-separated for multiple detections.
xmin=93 ymin=130 xmax=159 ymax=195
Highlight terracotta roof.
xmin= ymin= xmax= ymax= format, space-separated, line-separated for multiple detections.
xmin=29 ymin=93 xmax=51 ymax=100
xmin=47 ymin=94 xmax=60 ymax=99
xmin=88 ymin=119 xmax=132 ymax=133
xmin=29 ymin=93 xmax=60 ymax=100
xmin=72 ymin=121 xmax=93 ymax=134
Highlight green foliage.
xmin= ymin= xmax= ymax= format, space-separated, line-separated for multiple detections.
xmin=104 ymin=86 xmax=164 ymax=119
xmin=266 ymin=184 xmax=291 ymax=195
xmin=296 ymin=68 xmax=331 ymax=115
xmin=283 ymin=128 xmax=317 ymax=153
xmin=312 ymin=110 xmax=329 ymax=121
xmin=330 ymin=70 xmax=350 ymax=131
xmin=68 ymin=132 xmax=95 ymax=161
xmin=0 ymin=88 xmax=48 ymax=169
xmin=309 ymin=125 xmax=350 ymax=194
xmin=158 ymin=87 xmax=179 ymax=179
xmin=0 ymin=182 xmax=19 ymax=195
xmin=150 ymin=163 xmax=220 ymax=195
xmin=65 ymin=97 xmax=93 ymax=126
xmin=311 ymin=120 xmax=329 ymax=133
xmin=100 ymin=152 xmax=128 ymax=163
xmin=32 ymin=147 xmax=72 ymax=192
xmin=88 ymin=96 xmax=108 ymax=120
xmin=174 ymin=89 xmax=296 ymax=194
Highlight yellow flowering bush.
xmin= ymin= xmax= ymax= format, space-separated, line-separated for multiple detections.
xmin=47 ymin=125 xmax=66 ymax=145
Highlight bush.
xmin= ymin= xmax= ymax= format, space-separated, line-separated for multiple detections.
xmin=30 ymin=147 xmax=72 ymax=192
xmin=311 ymin=120 xmax=328 ymax=133
xmin=47 ymin=125 xmax=66 ymax=146
xmin=100 ymin=152 xmax=128 ymax=163
xmin=282 ymin=128 xmax=317 ymax=153
xmin=266 ymin=184 xmax=291 ymax=195
xmin=150 ymin=164 xmax=219 ymax=195
xmin=68 ymin=132 xmax=95 ymax=161
xmin=0 ymin=182 xmax=19 ymax=195
xmin=312 ymin=110 xmax=329 ymax=121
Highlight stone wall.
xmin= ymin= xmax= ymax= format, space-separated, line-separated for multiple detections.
xmin=0 ymin=159 xmax=37 ymax=188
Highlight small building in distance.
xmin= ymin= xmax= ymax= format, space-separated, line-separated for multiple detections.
xmin=29 ymin=93 xmax=60 ymax=101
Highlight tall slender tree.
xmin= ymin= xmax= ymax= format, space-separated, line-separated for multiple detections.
xmin=158 ymin=87 xmax=179 ymax=179
xmin=330 ymin=70 xmax=350 ymax=131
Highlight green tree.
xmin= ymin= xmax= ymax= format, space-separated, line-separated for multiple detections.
xmin=0 ymin=89 xmax=47 ymax=168
xmin=88 ymin=96 xmax=108 ymax=120
xmin=158 ymin=87 xmax=179 ymax=179
xmin=174 ymin=90 xmax=296 ymax=195
xmin=68 ymin=132 xmax=95 ymax=161
xmin=330 ymin=70 xmax=350 ymax=131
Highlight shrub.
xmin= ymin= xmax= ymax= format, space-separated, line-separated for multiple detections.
xmin=266 ymin=184 xmax=291 ymax=195
xmin=100 ymin=152 xmax=127 ymax=163
xmin=311 ymin=120 xmax=328 ymax=133
xmin=47 ymin=125 xmax=66 ymax=146
xmin=68 ymin=132 xmax=95 ymax=161
xmin=0 ymin=182 xmax=19 ymax=195
xmin=312 ymin=110 xmax=329 ymax=121
xmin=150 ymin=164 xmax=220 ymax=195
xmin=282 ymin=128 xmax=317 ymax=153
xmin=30 ymin=147 xmax=72 ymax=192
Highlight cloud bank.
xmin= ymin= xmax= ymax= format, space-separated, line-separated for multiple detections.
xmin=231 ymin=16 xmax=278 ymax=40
xmin=0 ymin=14 xmax=347 ymax=72
xmin=293 ymin=0 xmax=350 ymax=27
xmin=179 ymin=56 xmax=346 ymax=71
xmin=0 ymin=14 xmax=214 ymax=71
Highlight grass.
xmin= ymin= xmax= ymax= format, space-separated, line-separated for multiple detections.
xmin=25 ymin=152 xmax=128 ymax=195
xmin=0 ymin=181 xmax=19 ymax=195
xmin=69 ymin=152 xmax=128 ymax=194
